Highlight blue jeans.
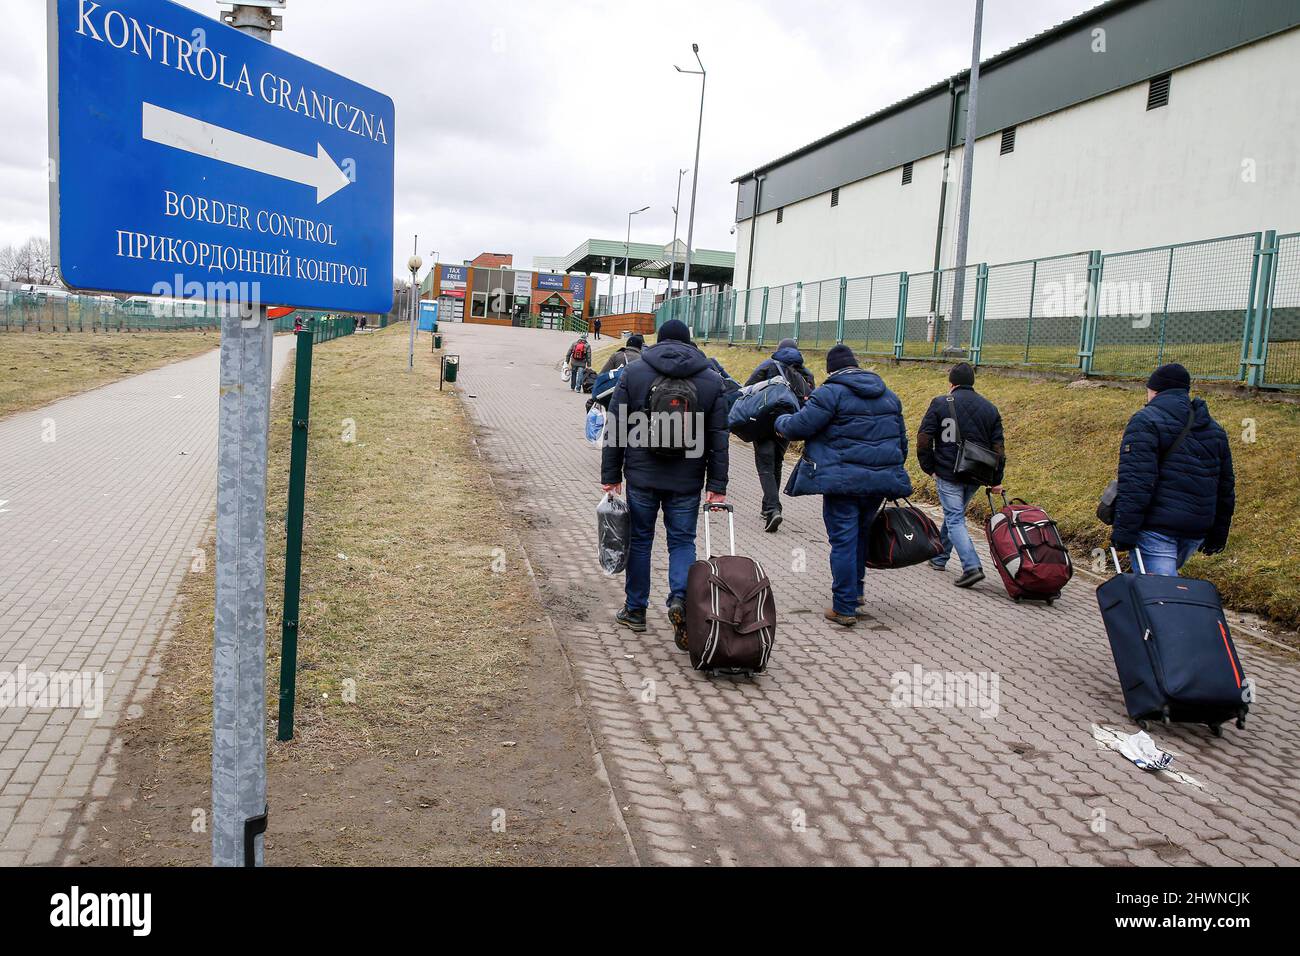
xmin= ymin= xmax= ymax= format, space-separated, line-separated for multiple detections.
xmin=822 ymin=494 xmax=884 ymax=615
xmin=625 ymin=487 xmax=701 ymax=611
xmin=570 ymin=364 xmax=585 ymax=391
xmin=1134 ymin=530 xmax=1203 ymax=576
xmin=932 ymin=478 xmax=981 ymax=572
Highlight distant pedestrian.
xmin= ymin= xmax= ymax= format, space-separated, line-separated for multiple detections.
xmin=744 ymin=338 xmax=814 ymax=532
xmin=774 ymin=344 xmax=911 ymax=627
xmin=1109 ymin=363 xmax=1235 ymax=575
xmin=594 ymin=317 xmax=603 ymax=339
xmin=917 ymin=362 xmax=1005 ymax=589
xmin=601 ymin=319 xmax=730 ymax=647
xmin=566 ymin=335 xmax=592 ymax=392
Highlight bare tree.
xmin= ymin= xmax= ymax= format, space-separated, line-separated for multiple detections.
xmin=0 ymin=244 xmax=17 ymax=282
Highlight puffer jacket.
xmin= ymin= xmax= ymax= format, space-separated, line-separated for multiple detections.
xmin=745 ymin=345 xmax=815 ymax=399
xmin=1112 ymin=388 xmax=1235 ymax=550
xmin=773 ymin=367 xmax=912 ymax=499
xmin=601 ymin=340 xmax=729 ymax=495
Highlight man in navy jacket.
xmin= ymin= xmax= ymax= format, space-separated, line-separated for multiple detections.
xmin=745 ymin=338 xmax=815 ymax=532
xmin=1111 ymin=363 xmax=1235 ymax=576
xmin=775 ymin=345 xmax=911 ymax=627
xmin=601 ymin=320 xmax=729 ymax=645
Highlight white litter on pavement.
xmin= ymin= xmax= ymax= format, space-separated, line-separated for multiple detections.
xmin=1091 ymin=724 xmax=1205 ymax=790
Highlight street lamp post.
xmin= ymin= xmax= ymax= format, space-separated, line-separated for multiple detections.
xmin=947 ymin=0 xmax=984 ymax=354
xmin=408 ymin=248 xmax=422 ymax=371
xmin=667 ymin=167 xmax=688 ymax=299
xmin=623 ymin=205 xmax=649 ymax=307
xmin=675 ymin=44 xmax=706 ymax=293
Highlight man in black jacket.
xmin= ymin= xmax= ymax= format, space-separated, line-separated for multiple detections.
xmin=744 ymin=339 xmax=815 ymax=531
xmin=917 ymin=363 xmax=1005 ymax=588
xmin=1111 ymin=363 xmax=1235 ymax=575
xmin=601 ymin=319 xmax=729 ymax=647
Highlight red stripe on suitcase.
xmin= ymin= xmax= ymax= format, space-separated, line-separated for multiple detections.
xmin=1218 ymin=620 xmax=1242 ymax=688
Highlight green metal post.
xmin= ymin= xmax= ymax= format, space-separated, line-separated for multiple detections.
xmin=793 ymin=281 xmax=803 ymax=343
xmin=894 ymin=273 xmax=908 ymax=359
xmin=277 ymin=322 xmax=315 ymax=741
xmin=1079 ymin=250 xmax=1102 ymax=375
xmin=1024 ymin=259 xmax=1038 ymax=364
xmin=1157 ymin=246 xmax=1174 ymax=365
xmin=970 ymin=263 xmax=988 ymax=366
xmin=759 ymin=287 xmax=770 ymax=347
xmin=837 ymin=277 xmax=847 ymax=344
xmin=1246 ymin=230 xmax=1277 ymax=387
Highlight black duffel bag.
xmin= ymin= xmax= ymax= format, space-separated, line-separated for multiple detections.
xmin=865 ymin=499 xmax=944 ymax=570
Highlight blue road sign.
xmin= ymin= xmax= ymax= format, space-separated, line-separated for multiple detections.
xmin=48 ymin=0 xmax=395 ymax=313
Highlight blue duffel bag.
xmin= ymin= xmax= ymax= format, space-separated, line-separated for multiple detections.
xmin=728 ymin=376 xmax=799 ymax=443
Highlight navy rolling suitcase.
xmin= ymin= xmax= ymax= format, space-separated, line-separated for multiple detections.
xmin=1095 ymin=548 xmax=1248 ymax=737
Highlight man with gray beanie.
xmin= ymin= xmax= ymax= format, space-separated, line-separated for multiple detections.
xmin=917 ymin=362 xmax=1005 ymax=588
xmin=1109 ymin=363 xmax=1235 ymax=575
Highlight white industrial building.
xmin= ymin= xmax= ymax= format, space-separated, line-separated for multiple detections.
xmin=731 ymin=0 xmax=1300 ymax=293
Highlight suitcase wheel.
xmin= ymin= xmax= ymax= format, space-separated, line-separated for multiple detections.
xmin=1209 ymin=723 xmax=1224 ymax=738
xmin=1136 ymin=718 xmax=1150 ymax=732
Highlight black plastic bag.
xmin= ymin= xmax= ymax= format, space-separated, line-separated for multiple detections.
xmin=597 ymin=493 xmax=629 ymax=575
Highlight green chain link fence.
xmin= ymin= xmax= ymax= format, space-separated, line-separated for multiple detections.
xmin=655 ymin=226 xmax=1300 ymax=388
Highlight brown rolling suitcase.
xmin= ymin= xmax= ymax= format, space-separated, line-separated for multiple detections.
xmin=685 ymin=504 xmax=776 ymax=675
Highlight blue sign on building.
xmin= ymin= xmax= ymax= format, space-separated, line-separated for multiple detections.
xmin=48 ymin=0 xmax=395 ymax=314
xmin=441 ymin=265 xmax=467 ymax=284
xmin=568 ymin=275 xmax=586 ymax=302
xmin=537 ymin=273 xmax=565 ymax=291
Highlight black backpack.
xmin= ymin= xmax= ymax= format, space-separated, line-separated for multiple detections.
xmin=774 ymin=360 xmax=811 ymax=405
xmin=645 ymin=375 xmax=699 ymax=458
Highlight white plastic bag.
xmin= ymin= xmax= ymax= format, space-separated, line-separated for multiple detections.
xmin=596 ymin=493 xmax=629 ymax=575
xmin=560 ymin=363 xmax=571 ymax=382
xmin=585 ymin=404 xmax=607 ymax=447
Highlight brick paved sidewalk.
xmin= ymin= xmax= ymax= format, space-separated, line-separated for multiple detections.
xmin=0 ymin=338 xmax=295 ymax=865
xmin=450 ymin=322 xmax=1300 ymax=867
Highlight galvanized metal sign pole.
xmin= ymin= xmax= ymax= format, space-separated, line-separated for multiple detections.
xmin=946 ymin=0 xmax=984 ymax=353
xmin=212 ymin=0 xmax=281 ymax=869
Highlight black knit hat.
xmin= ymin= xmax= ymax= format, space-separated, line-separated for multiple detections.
xmin=657 ymin=319 xmax=691 ymax=344
xmin=1147 ymin=363 xmax=1191 ymax=393
xmin=949 ymin=362 xmax=975 ymax=387
xmin=777 ymin=338 xmax=798 ymax=350
xmin=627 ymin=334 xmax=644 ymax=349
xmin=826 ymin=344 xmax=858 ymax=373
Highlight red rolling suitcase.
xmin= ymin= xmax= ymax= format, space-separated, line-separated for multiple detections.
xmin=685 ymin=504 xmax=776 ymax=675
xmin=984 ymin=489 xmax=1073 ymax=604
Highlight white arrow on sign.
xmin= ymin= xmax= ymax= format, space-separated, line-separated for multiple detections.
xmin=142 ymin=102 xmax=351 ymax=204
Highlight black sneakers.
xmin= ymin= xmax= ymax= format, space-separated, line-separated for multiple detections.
xmin=955 ymin=568 xmax=986 ymax=589
xmin=763 ymin=510 xmax=783 ymax=533
xmin=667 ymin=598 xmax=688 ymax=650
xmin=615 ymin=606 xmax=647 ymax=632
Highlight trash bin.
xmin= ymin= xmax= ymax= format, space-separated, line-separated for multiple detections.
xmin=434 ymin=333 xmax=443 ymax=349
xmin=443 ymin=355 xmax=459 ymax=383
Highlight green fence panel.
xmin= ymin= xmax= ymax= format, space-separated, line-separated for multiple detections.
xmin=1259 ymin=231 xmax=1299 ymax=388
xmin=1090 ymin=233 xmax=1259 ymax=381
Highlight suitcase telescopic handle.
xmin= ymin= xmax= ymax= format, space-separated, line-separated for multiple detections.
xmin=986 ymin=488 xmax=1010 ymax=510
xmin=702 ymin=503 xmax=736 ymax=557
xmin=1109 ymin=547 xmax=1147 ymax=575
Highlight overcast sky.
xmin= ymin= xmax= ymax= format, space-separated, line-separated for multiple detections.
xmin=2 ymin=0 xmax=1098 ymax=286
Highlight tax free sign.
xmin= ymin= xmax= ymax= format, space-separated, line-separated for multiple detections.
xmin=48 ymin=0 xmax=395 ymax=313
